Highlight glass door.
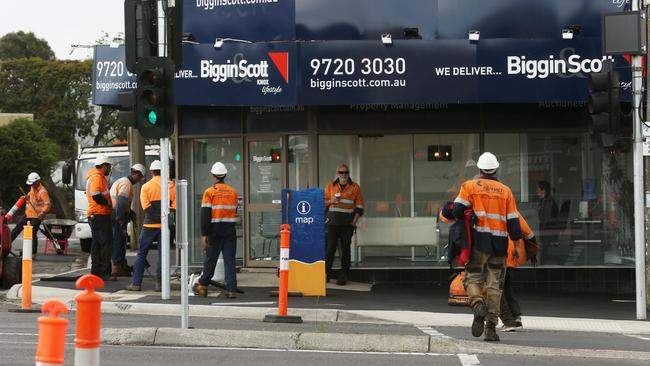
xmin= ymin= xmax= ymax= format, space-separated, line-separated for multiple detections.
xmin=246 ymin=137 xmax=284 ymax=266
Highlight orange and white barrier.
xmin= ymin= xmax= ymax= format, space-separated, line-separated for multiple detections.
xmin=263 ymin=224 xmax=302 ymax=323
xmin=21 ymin=221 xmax=36 ymax=312
xmin=74 ymin=274 xmax=104 ymax=366
xmin=4 ymin=196 xmax=26 ymax=221
xmin=35 ymin=300 xmax=69 ymax=366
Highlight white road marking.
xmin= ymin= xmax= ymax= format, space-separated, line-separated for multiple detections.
xmin=457 ymin=353 xmax=481 ymax=366
xmin=210 ymin=301 xmax=276 ymax=306
xmin=416 ymin=325 xmax=450 ymax=338
xmin=0 ymin=332 xmax=74 ymax=337
xmin=625 ymin=334 xmax=650 ymax=341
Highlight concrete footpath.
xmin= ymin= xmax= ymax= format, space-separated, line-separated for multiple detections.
xmin=4 ymin=249 xmax=650 ymax=357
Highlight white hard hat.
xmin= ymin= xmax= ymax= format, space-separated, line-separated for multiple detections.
xmin=94 ymin=155 xmax=111 ymax=167
xmin=464 ymin=159 xmax=476 ymax=168
xmin=149 ymin=160 xmax=161 ymax=171
xmin=476 ymin=152 xmax=499 ymax=171
xmin=131 ymin=163 xmax=146 ymax=176
xmin=210 ymin=162 xmax=227 ymax=176
xmin=26 ymin=172 xmax=41 ymax=185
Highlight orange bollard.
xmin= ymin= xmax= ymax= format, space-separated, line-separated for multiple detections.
xmin=263 ymin=224 xmax=302 ymax=323
xmin=35 ymin=300 xmax=69 ymax=366
xmin=74 ymin=274 xmax=104 ymax=366
xmin=4 ymin=196 xmax=26 ymax=220
xmin=9 ymin=221 xmax=39 ymax=313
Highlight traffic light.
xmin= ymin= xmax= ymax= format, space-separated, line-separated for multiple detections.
xmin=135 ymin=57 xmax=175 ymax=138
xmin=124 ymin=0 xmax=158 ymax=73
xmin=117 ymin=91 xmax=136 ymax=127
xmin=587 ymin=69 xmax=620 ymax=135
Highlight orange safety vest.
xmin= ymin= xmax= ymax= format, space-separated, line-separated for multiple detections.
xmin=324 ymin=179 xmax=364 ymax=226
xmin=454 ymin=177 xmax=520 ymax=256
xmin=85 ymin=168 xmax=112 ymax=216
xmin=201 ymin=182 xmax=238 ymax=224
xmin=506 ymin=213 xmax=534 ymax=268
xmin=141 ymin=176 xmax=177 ymax=228
xmin=26 ymin=185 xmax=50 ymax=219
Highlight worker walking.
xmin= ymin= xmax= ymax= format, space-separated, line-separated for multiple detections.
xmin=85 ymin=155 xmax=113 ymax=278
xmin=453 ymin=152 xmax=521 ymax=342
xmin=324 ymin=164 xmax=364 ymax=286
xmin=192 ymin=162 xmax=239 ymax=298
xmin=10 ymin=172 xmax=50 ymax=256
xmin=109 ymin=164 xmax=146 ymax=279
xmin=501 ymin=213 xmax=537 ymax=331
xmin=126 ymin=160 xmax=175 ymax=292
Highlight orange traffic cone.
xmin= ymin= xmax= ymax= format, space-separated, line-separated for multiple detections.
xmin=9 ymin=221 xmax=39 ymax=313
xmin=264 ymin=224 xmax=302 ymax=323
xmin=35 ymin=300 xmax=69 ymax=366
xmin=4 ymin=196 xmax=26 ymax=220
xmin=74 ymin=274 xmax=104 ymax=366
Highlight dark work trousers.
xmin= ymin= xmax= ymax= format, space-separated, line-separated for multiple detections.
xmin=111 ymin=219 xmax=128 ymax=265
xmin=131 ymin=227 xmax=161 ymax=286
xmin=326 ymin=225 xmax=354 ymax=276
xmin=198 ymin=235 xmax=237 ymax=292
xmin=499 ymin=267 xmax=522 ymax=326
xmin=11 ymin=216 xmax=41 ymax=254
xmin=89 ymin=215 xmax=113 ymax=277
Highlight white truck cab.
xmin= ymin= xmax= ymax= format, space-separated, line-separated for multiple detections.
xmin=71 ymin=144 xmax=162 ymax=252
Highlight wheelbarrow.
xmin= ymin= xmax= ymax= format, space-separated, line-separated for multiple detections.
xmin=40 ymin=219 xmax=76 ymax=255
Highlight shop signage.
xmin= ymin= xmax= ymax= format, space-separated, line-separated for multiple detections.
xmin=299 ymin=39 xmax=631 ymax=105
xmin=282 ymin=188 xmax=326 ymax=296
xmin=91 ymin=45 xmax=136 ymax=106
xmin=184 ymin=0 xmax=295 ymax=43
xmin=176 ymin=43 xmax=298 ymax=105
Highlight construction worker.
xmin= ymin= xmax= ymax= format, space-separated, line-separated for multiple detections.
xmin=192 ymin=162 xmax=239 ymax=298
xmin=10 ymin=172 xmax=50 ymax=256
xmin=501 ymin=213 xmax=537 ymax=332
xmin=86 ymin=155 xmax=113 ymax=278
xmin=109 ymin=163 xmax=146 ymax=279
xmin=453 ymin=152 xmax=521 ymax=342
xmin=324 ymin=164 xmax=364 ymax=286
xmin=126 ymin=160 xmax=176 ymax=292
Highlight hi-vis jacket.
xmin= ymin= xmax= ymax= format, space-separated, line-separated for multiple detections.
xmin=141 ymin=176 xmax=176 ymax=229
xmin=85 ymin=168 xmax=112 ymax=216
xmin=26 ymin=185 xmax=50 ymax=219
xmin=507 ymin=213 xmax=535 ymax=268
xmin=324 ymin=178 xmax=364 ymax=226
xmin=453 ymin=176 xmax=521 ymax=257
xmin=200 ymin=182 xmax=238 ymax=238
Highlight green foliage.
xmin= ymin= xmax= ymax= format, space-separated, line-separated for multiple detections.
xmin=0 ymin=31 xmax=55 ymax=60
xmin=0 ymin=58 xmax=96 ymax=158
xmin=0 ymin=118 xmax=59 ymax=206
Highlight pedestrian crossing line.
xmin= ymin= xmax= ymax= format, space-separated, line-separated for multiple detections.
xmin=416 ymin=325 xmax=450 ymax=338
xmin=624 ymin=334 xmax=650 ymax=341
xmin=457 ymin=354 xmax=481 ymax=366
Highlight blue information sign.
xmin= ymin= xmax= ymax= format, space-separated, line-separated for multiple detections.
xmin=91 ymin=45 xmax=136 ymax=106
xmin=281 ymin=188 xmax=325 ymax=296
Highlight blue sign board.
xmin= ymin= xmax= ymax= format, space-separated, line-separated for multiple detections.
xmin=91 ymin=45 xmax=136 ymax=106
xmin=176 ymin=43 xmax=298 ymax=106
xmin=281 ymin=188 xmax=325 ymax=265
xmin=184 ymin=0 xmax=295 ymax=43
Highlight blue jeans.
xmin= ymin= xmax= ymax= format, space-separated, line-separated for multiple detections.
xmin=198 ymin=235 xmax=237 ymax=292
xmin=131 ymin=227 xmax=161 ymax=286
xmin=112 ymin=220 xmax=127 ymax=265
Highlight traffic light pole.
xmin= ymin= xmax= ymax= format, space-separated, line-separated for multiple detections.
xmin=632 ymin=0 xmax=647 ymax=320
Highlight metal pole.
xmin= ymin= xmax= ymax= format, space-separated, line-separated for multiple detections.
xmin=161 ymin=137 xmax=171 ymax=300
xmin=632 ymin=0 xmax=647 ymax=320
xmin=177 ymin=180 xmax=189 ymax=328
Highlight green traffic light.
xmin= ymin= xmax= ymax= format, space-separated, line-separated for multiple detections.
xmin=147 ymin=110 xmax=158 ymax=125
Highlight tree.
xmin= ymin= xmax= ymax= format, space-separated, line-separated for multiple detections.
xmin=0 ymin=31 xmax=55 ymax=60
xmin=0 ymin=118 xmax=59 ymax=210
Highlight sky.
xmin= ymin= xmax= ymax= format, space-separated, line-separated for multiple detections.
xmin=0 ymin=0 xmax=125 ymax=60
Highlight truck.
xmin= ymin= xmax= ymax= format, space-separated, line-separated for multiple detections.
xmin=64 ymin=144 xmax=162 ymax=252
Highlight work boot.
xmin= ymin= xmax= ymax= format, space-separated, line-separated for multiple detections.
xmin=513 ymin=316 xmax=523 ymax=328
xmin=125 ymin=284 xmax=141 ymax=291
xmin=223 ymin=291 xmax=237 ymax=299
xmin=111 ymin=262 xmax=131 ymax=278
xmin=192 ymin=283 xmax=208 ymax=297
xmin=154 ymin=279 xmax=161 ymax=292
xmin=336 ymin=274 xmax=348 ymax=286
xmin=471 ymin=301 xmax=487 ymax=337
xmin=484 ymin=322 xmax=500 ymax=342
